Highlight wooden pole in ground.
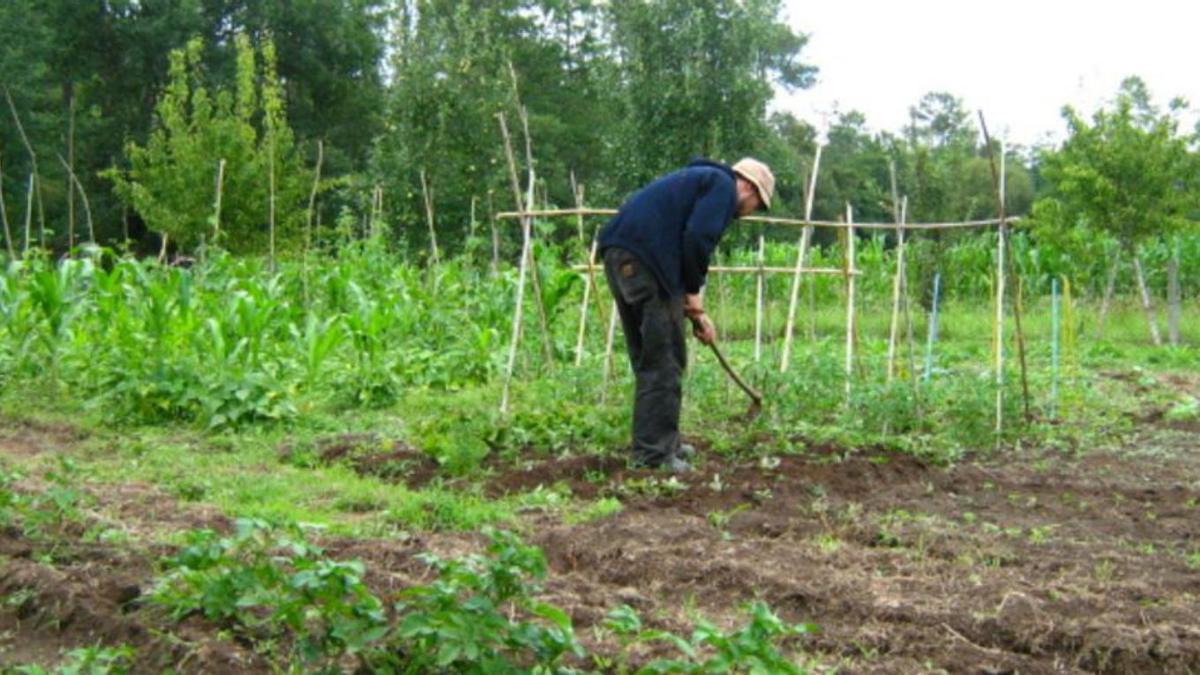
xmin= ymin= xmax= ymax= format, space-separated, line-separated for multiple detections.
xmin=900 ymin=197 xmax=921 ymax=418
xmin=419 ymin=169 xmax=440 ymax=263
xmin=23 ymin=173 xmax=35 ymax=254
xmin=305 ymin=142 xmax=322 ymax=254
xmin=992 ymin=199 xmax=1005 ymax=437
xmin=56 ymin=155 xmax=93 ymax=244
xmin=886 ymin=166 xmax=907 ymax=382
xmin=1131 ymin=245 xmax=1163 ymax=346
xmin=268 ymin=135 xmax=277 ymax=273
xmin=514 ymin=101 xmax=555 ymax=369
xmin=214 ymin=159 xmax=226 ymax=244
xmin=488 ymin=191 xmax=500 ymax=276
xmin=469 ymin=196 xmax=478 ymax=240
xmin=6 ymin=88 xmax=45 ymax=250
xmin=601 ymin=299 xmax=619 ymax=402
xmin=498 ymin=112 xmax=533 ymax=414
xmin=570 ymin=171 xmax=585 ymax=244
xmin=1168 ymin=237 xmax=1180 ymax=346
xmin=572 ymin=181 xmax=608 ymax=367
xmin=844 ymin=203 xmax=857 ymax=404
xmin=979 ymin=114 xmax=1031 ymax=426
xmin=1051 ymin=277 xmax=1060 ymax=420
xmin=0 ymin=152 xmax=13 ymax=258
xmin=754 ymin=230 xmax=766 ymax=363
xmin=66 ymin=90 xmax=75 ymax=250
xmin=575 ymin=237 xmax=600 ymax=366
xmin=781 ymin=144 xmax=822 ymax=372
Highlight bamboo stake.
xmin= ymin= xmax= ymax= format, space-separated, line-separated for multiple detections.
xmin=569 ymin=170 xmax=585 ymax=244
xmin=0 ymin=152 xmax=14 ymax=258
xmin=488 ymin=191 xmax=499 ymax=276
xmin=214 ymin=158 xmax=227 ymax=244
xmin=1168 ymin=237 xmax=1180 ymax=346
xmin=158 ymin=233 xmax=169 ymax=264
xmin=844 ymin=203 xmax=856 ymax=404
xmin=514 ymin=101 xmax=555 ymax=369
xmin=979 ymin=114 xmax=1030 ymax=427
xmin=898 ymin=196 xmax=921 ymax=419
xmin=498 ymin=112 xmax=532 ymax=414
xmin=601 ymin=299 xmax=619 ymax=402
xmin=268 ymin=135 xmax=277 ymax=273
xmin=419 ymin=168 xmax=440 ymax=264
xmin=56 ymin=155 xmax=93 ymax=244
xmin=23 ymin=173 xmax=33 ymax=254
xmin=754 ymin=232 xmax=765 ymax=363
xmin=306 ymin=142 xmax=323 ymax=254
xmin=469 ymin=196 xmax=478 ymax=240
xmin=572 ymin=182 xmax=607 ymax=366
xmin=575 ymin=237 xmax=600 ymax=366
xmin=5 ymin=88 xmax=45 ymax=250
xmin=781 ymin=144 xmax=822 ymax=372
xmin=999 ymin=140 xmax=1032 ymax=423
xmin=67 ymin=90 xmax=76 ymax=250
xmin=1051 ymin=277 xmax=1060 ymax=420
xmin=1132 ymin=248 xmax=1162 ymax=346
xmin=374 ymin=185 xmax=385 ymax=238
xmin=993 ymin=214 xmax=1005 ymax=436
xmin=886 ymin=176 xmax=908 ymax=383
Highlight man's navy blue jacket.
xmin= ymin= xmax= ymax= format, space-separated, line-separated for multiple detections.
xmin=599 ymin=159 xmax=738 ymax=296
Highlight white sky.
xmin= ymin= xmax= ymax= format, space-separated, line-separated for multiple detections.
xmin=774 ymin=0 xmax=1200 ymax=148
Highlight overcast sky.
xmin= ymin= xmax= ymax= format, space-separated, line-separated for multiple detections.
xmin=774 ymin=0 xmax=1200 ymax=148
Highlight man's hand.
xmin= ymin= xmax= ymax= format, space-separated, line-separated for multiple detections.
xmin=684 ymin=293 xmax=705 ymax=320
xmin=690 ymin=313 xmax=716 ymax=346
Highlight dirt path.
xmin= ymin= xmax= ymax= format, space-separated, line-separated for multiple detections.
xmin=3 ymin=410 xmax=1200 ymax=672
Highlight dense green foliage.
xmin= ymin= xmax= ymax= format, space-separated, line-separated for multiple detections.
xmin=147 ymin=520 xmax=810 ymax=672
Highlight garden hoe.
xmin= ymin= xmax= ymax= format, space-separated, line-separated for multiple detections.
xmin=707 ymin=341 xmax=763 ymax=419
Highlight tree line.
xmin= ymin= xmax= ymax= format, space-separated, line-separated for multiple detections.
xmin=0 ymin=1 xmax=1196 ymax=276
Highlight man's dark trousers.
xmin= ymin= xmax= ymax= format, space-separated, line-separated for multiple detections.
xmin=603 ymin=247 xmax=686 ymax=467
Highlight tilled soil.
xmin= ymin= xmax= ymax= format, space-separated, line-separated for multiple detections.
xmin=3 ymin=407 xmax=1200 ymax=673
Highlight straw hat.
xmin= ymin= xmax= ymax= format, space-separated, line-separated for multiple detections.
xmin=732 ymin=157 xmax=775 ymax=211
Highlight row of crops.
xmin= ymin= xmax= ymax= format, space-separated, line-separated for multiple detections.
xmin=1 ymin=228 xmax=1196 ymax=442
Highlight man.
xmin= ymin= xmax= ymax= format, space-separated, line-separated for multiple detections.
xmin=599 ymin=157 xmax=775 ymax=471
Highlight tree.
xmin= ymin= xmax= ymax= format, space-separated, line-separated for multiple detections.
xmin=605 ymin=0 xmax=816 ymax=187
xmin=1038 ymin=77 xmax=1198 ymax=344
xmin=107 ymin=36 xmax=311 ymax=255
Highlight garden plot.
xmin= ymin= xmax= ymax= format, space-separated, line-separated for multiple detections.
xmin=2 ymin=396 xmax=1199 ymax=673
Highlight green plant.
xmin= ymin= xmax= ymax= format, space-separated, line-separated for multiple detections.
xmin=151 ymin=518 xmax=387 ymax=668
xmin=381 ymin=528 xmax=584 ymax=673
xmin=603 ymin=601 xmax=815 ymax=674
xmin=12 ymin=644 xmax=135 ymax=675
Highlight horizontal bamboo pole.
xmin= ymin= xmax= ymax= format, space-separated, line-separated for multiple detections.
xmin=498 ymin=208 xmax=1018 ymax=231
xmin=569 ymin=264 xmax=857 ymax=276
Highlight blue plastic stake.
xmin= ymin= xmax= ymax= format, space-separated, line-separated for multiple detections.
xmin=924 ymin=272 xmax=941 ymax=382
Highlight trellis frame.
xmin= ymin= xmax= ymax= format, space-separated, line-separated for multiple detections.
xmin=497 ymin=203 xmax=1020 ymax=434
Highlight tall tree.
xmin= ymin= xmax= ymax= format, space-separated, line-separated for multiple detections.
xmin=605 ymin=0 xmax=816 ymax=187
xmin=1038 ymin=76 xmax=1198 ymax=344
